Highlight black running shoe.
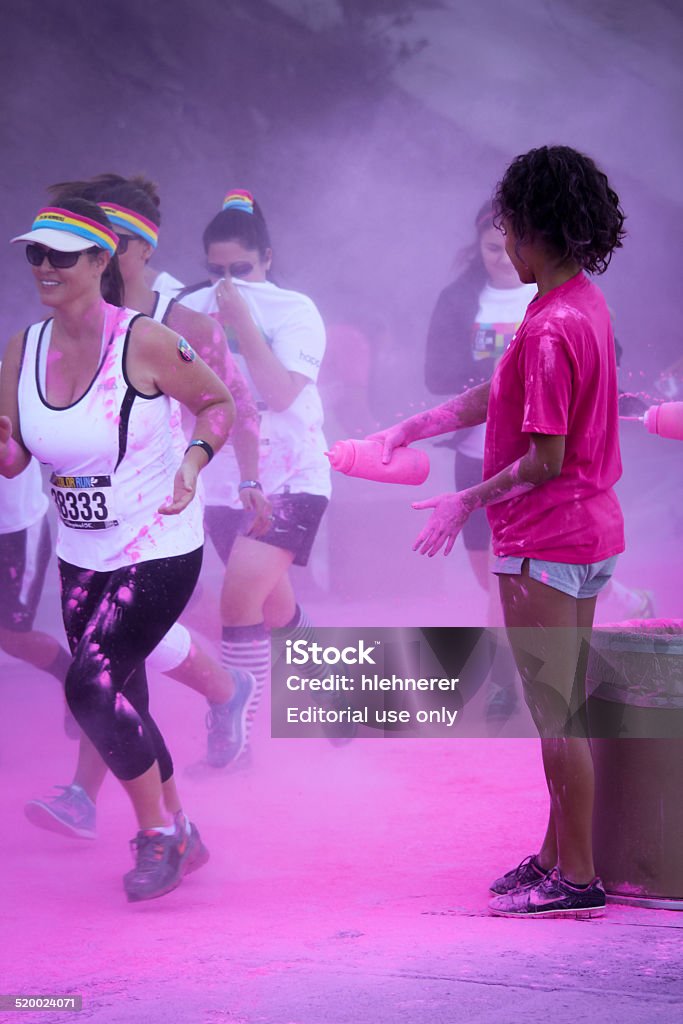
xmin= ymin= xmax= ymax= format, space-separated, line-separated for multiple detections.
xmin=489 ymin=854 xmax=549 ymax=895
xmin=489 ymin=867 xmax=606 ymax=919
xmin=181 ymin=820 xmax=210 ymax=876
xmin=123 ymin=825 xmax=188 ymax=902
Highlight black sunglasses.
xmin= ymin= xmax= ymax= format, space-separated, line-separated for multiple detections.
xmin=206 ymin=260 xmax=255 ymax=279
xmin=25 ymin=243 xmax=93 ymax=269
xmin=116 ymin=234 xmax=139 ymax=255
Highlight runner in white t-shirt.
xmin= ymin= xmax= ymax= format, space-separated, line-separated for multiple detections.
xmin=180 ymin=190 xmax=331 ymax=763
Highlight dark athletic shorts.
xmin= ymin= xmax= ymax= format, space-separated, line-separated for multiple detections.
xmin=205 ymin=492 xmax=328 ymax=567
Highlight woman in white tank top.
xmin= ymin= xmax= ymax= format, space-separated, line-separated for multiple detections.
xmin=0 ymin=197 xmax=233 ymax=903
xmin=33 ymin=173 xmax=267 ymax=793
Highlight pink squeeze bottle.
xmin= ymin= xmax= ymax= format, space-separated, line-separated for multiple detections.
xmin=326 ymin=439 xmax=429 ymax=485
xmin=643 ymin=402 xmax=683 ymax=441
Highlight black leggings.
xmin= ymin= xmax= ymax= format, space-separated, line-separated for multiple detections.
xmin=59 ymin=547 xmax=202 ymax=783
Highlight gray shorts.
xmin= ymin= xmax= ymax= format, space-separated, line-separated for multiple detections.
xmin=493 ymin=554 xmax=619 ymax=599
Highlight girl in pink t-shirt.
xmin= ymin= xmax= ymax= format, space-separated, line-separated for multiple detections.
xmin=372 ymin=145 xmax=626 ymax=920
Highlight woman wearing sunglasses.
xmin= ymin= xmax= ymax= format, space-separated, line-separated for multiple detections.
xmin=180 ymin=190 xmax=331 ymax=763
xmin=0 ymin=197 xmax=234 ymax=902
xmin=22 ymin=174 xmax=268 ymax=849
xmin=44 ymin=173 xmax=269 ymax=767
xmin=372 ymin=146 xmax=626 ymax=919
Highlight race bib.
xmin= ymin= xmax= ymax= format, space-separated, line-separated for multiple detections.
xmin=49 ymin=473 xmax=119 ymax=531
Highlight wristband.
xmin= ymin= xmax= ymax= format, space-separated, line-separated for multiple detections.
xmin=238 ymin=479 xmax=263 ymax=492
xmin=185 ymin=439 xmax=214 ymax=463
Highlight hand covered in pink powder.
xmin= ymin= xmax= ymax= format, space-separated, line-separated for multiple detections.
xmin=366 ymin=422 xmax=413 ymax=464
xmin=215 ymin=276 xmax=251 ymax=329
xmin=411 ymin=491 xmax=475 ymax=556
xmin=159 ymin=461 xmax=199 ymax=516
xmin=241 ymin=486 xmax=273 ymax=538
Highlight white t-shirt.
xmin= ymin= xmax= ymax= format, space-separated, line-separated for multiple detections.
xmin=151 ymin=270 xmax=184 ymax=296
xmin=181 ymin=279 xmax=331 ymax=505
xmin=458 ymin=283 xmax=536 ymax=460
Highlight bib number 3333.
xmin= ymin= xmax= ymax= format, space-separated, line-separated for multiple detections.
xmin=50 ymin=473 xmax=119 ymax=531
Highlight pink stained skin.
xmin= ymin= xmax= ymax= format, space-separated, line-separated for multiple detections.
xmin=370 ymin=385 xmax=565 ymax=556
xmin=369 ymin=380 xmax=493 ymax=459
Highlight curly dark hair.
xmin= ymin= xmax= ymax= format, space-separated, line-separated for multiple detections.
xmin=493 ymin=146 xmax=626 ymax=275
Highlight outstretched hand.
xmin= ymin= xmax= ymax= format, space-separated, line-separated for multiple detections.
xmin=411 ymin=491 xmax=474 ymax=556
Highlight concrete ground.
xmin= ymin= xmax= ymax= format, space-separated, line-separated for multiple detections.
xmin=2 ymin=434 xmax=681 ymax=1023
xmin=2 ymin=635 xmax=682 ymax=1023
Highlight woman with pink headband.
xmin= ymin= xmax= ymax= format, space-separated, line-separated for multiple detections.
xmin=0 ymin=196 xmax=233 ymax=902
xmin=180 ymin=190 xmax=331 ymax=764
xmin=20 ymin=174 xmax=271 ymax=852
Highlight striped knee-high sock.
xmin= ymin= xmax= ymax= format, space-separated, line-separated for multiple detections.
xmin=221 ymin=623 xmax=270 ymax=740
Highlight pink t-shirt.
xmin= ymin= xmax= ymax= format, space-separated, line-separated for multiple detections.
xmin=483 ymin=271 xmax=624 ymax=563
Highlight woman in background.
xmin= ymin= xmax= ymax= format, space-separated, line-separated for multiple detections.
xmin=181 ymin=190 xmax=331 ymax=763
xmin=425 ymin=202 xmax=536 ymax=724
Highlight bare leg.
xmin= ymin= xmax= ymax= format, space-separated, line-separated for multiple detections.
xmin=161 ymin=775 xmax=182 ymax=818
xmin=164 ymin=636 xmax=234 ymax=703
xmin=120 ymin=763 xmax=169 ymax=832
xmin=220 ymin=537 xmax=294 ymax=626
xmin=263 ymin=572 xmax=297 ymax=630
xmin=73 ymin=734 xmax=108 ymax=802
xmin=499 ymin=562 xmax=598 ymax=883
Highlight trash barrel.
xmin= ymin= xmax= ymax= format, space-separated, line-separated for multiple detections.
xmin=588 ymin=620 xmax=683 ymax=909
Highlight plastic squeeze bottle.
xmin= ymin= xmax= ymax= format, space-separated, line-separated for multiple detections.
xmin=326 ymin=439 xmax=429 ymax=485
xmin=643 ymin=402 xmax=683 ymax=441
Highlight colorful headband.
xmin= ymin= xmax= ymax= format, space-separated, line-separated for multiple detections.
xmin=99 ymin=202 xmax=159 ymax=248
xmin=222 ymin=190 xmax=254 ymax=214
xmin=31 ymin=207 xmax=119 ymax=254
xmin=476 ymin=208 xmax=495 ymax=230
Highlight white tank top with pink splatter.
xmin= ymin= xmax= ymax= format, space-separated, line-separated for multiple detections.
xmin=17 ymin=304 xmax=203 ymax=571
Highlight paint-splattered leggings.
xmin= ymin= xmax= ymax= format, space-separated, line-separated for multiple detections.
xmin=58 ymin=547 xmax=203 ymax=782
